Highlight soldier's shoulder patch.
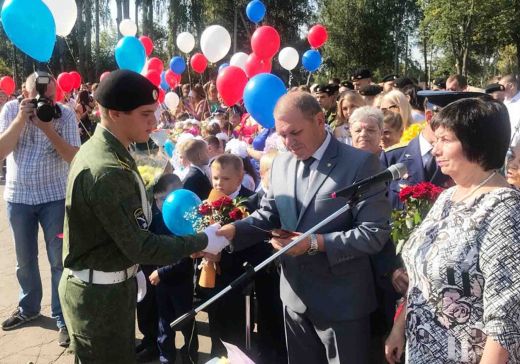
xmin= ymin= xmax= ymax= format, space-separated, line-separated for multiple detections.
xmin=134 ymin=208 xmax=149 ymax=231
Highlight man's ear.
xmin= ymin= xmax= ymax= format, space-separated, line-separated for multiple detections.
xmin=108 ymin=109 xmax=121 ymax=121
xmin=315 ymin=111 xmax=326 ymax=127
xmin=425 ymin=110 xmax=433 ymax=124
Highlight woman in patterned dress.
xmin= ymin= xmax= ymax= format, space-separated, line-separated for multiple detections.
xmin=385 ymin=97 xmax=520 ymax=363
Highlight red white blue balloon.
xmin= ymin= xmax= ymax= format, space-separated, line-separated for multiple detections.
xmin=302 ymin=49 xmax=322 ymax=72
xmin=246 ymin=0 xmax=266 ymax=24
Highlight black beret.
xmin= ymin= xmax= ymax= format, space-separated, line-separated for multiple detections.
xmin=94 ymin=70 xmax=159 ymax=112
xmin=359 ymin=84 xmax=383 ymax=96
xmin=485 ymin=83 xmax=505 ymax=94
xmin=417 ymin=91 xmax=486 ymax=110
xmin=393 ymin=77 xmax=415 ymax=89
xmin=432 ymin=77 xmax=446 ymax=88
xmin=351 ymin=68 xmax=372 ymax=80
xmin=340 ymin=80 xmax=354 ymax=90
xmin=314 ymin=83 xmax=339 ymax=95
xmin=382 ymin=74 xmax=398 ymax=83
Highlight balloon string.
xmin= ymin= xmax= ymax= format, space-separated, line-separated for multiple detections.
xmin=306 ymin=72 xmax=312 ymax=86
xmin=288 ymin=71 xmax=293 ymax=88
xmin=64 ymin=38 xmax=79 ymax=70
xmin=186 ymin=55 xmax=193 ymax=90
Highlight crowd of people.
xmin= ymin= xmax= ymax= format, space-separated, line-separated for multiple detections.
xmin=0 ymin=66 xmax=519 ymax=364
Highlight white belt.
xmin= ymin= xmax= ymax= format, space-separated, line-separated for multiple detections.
xmin=69 ymin=265 xmax=139 ymax=285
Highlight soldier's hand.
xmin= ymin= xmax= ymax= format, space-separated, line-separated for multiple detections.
xmin=203 ymin=223 xmax=230 ymax=255
xmin=149 ymin=270 xmax=160 ymax=285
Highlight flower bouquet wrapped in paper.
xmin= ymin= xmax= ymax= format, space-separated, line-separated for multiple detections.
xmin=191 ymin=189 xmax=249 ymax=288
xmin=132 ymin=148 xmax=170 ymax=190
xmin=391 ymin=182 xmax=444 ymax=254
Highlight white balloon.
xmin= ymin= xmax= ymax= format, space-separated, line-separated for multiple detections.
xmin=200 ymin=25 xmax=231 ymax=63
xmin=119 ymin=19 xmax=137 ymax=37
xmin=230 ymin=52 xmax=248 ymax=71
xmin=42 ymin=0 xmax=77 ymax=37
xmin=164 ymin=92 xmax=180 ymax=111
xmin=278 ymin=47 xmax=300 ymax=71
xmin=176 ymin=32 xmax=195 ymax=53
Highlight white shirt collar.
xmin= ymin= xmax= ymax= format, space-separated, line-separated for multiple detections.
xmin=311 ymin=132 xmax=332 ymax=162
xmin=506 ymin=91 xmax=520 ymax=104
xmin=229 ymin=186 xmax=241 ymax=199
xmin=419 ymin=132 xmax=433 ymax=157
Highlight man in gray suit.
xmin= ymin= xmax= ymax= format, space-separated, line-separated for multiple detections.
xmin=217 ymin=92 xmax=391 ymax=363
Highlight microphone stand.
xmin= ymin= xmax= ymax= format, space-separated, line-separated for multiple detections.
xmin=170 ymin=190 xmax=365 ymax=331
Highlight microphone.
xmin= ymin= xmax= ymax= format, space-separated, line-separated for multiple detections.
xmin=331 ymin=163 xmax=407 ymax=199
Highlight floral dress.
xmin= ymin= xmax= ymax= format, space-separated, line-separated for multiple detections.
xmin=402 ymin=187 xmax=520 ymax=363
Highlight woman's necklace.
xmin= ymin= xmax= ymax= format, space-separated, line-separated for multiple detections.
xmin=453 ymin=171 xmax=497 ymax=203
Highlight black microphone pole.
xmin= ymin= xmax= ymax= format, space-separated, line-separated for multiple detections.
xmin=170 ymin=163 xmax=407 ymax=330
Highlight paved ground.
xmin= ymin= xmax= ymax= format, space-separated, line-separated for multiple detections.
xmin=0 ymin=185 xmax=213 ymax=364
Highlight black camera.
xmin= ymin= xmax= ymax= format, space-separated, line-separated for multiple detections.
xmin=30 ymin=71 xmax=61 ymax=122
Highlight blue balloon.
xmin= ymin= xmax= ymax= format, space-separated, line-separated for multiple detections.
xmin=162 ymin=189 xmax=201 ymax=236
xmin=219 ymin=63 xmax=229 ymax=73
xmin=164 ymin=139 xmax=175 ymax=158
xmin=160 ymin=71 xmax=170 ymax=91
xmin=244 ymin=73 xmax=287 ymax=128
xmin=246 ymin=0 xmax=266 ymax=23
xmin=169 ymin=56 xmax=186 ymax=74
xmin=1 ymin=0 xmax=56 ymax=62
xmin=302 ymin=49 xmax=322 ymax=72
xmin=115 ymin=36 xmax=146 ymax=73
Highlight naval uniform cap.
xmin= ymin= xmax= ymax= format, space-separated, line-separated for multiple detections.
xmin=382 ymin=74 xmax=398 ymax=83
xmin=94 ymin=69 xmax=159 ymax=112
xmin=359 ymin=84 xmax=383 ymax=96
xmin=351 ymin=68 xmax=372 ymax=81
xmin=485 ymin=83 xmax=505 ymax=94
xmin=418 ymin=90 xmax=486 ymax=110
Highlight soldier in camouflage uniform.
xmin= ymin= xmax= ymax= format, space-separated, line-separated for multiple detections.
xmin=312 ymin=84 xmax=339 ymax=128
xmin=58 ymin=70 xmax=228 ymax=363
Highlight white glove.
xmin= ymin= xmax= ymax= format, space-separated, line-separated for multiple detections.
xmin=203 ymin=223 xmax=230 ymax=255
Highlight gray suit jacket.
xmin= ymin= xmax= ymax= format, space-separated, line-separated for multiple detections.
xmin=233 ymin=137 xmax=391 ymax=323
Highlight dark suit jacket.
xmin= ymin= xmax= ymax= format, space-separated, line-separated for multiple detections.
xmin=233 ymin=137 xmax=391 ymax=322
xmin=381 ymin=136 xmax=452 ymax=210
xmin=183 ymin=166 xmax=212 ymax=201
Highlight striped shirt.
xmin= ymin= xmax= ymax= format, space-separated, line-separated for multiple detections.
xmin=0 ymin=100 xmax=81 ymax=205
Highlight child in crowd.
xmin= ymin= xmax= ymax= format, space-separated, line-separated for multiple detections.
xmin=148 ymin=174 xmax=199 ymax=364
xmin=178 ymin=139 xmax=212 ymax=200
xmin=205 ymin=136 xmax=225 ymax=162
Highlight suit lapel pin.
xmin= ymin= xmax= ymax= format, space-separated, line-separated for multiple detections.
xmin=327 ymin=163 xmax=331 ymax=167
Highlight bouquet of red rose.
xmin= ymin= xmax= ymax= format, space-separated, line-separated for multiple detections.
xmin=391 ymin=182 xmax=444 ymax=254
xmin=193 ymin=189 xmax=249 ymax=288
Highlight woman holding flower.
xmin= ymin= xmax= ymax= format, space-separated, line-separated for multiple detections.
xmin=385 ymin=97 xmax=520 ymax=363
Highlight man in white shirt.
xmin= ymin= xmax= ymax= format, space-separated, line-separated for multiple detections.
xmin=499 ymin=74 xmax=520 ymax=145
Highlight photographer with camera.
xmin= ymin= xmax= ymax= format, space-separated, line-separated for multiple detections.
xmin=0 ymin=71 xmax=80 ymax=346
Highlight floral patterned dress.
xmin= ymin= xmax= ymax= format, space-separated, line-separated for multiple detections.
xmin=402 ymin=187 xmax=520 ymax=363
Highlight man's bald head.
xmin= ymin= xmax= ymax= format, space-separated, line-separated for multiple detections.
xmin=274 ymin=91 xmax=323 ymax=122
xmin=499 ymin=74 xmax=519 ymax=99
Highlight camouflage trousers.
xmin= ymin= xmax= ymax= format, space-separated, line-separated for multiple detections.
xmin=58 ymin=272 xmax=137 ymax=364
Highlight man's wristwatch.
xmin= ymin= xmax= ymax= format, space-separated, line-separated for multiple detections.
xmin=307 ymin=234 xmax=319 ymax=255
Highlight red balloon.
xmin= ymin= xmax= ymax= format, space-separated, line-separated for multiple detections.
xmin=100 ymin=71 xmax=111 ymax=81
xmin=68 ymin=71 xmax=82 ymax=89
xmin=55 ymin=84 xmax=64 ymax=103
xmin=139 ymin=36 xmax=154 ymax=57
xmin=217 ymin=66 xmax=248 ymax=106
xmin=147 ymin=57 xmax=164 ymax=73
xmin=158 ymin=88 xmax=165 ymax=103
xmin=308 ymin=24 xmax=328 ymax=49
xmin=57 ymin=73 xmax=73 ymax=93
xmin=146 ymin=70 xmax=161 ymax=87
xmin=245 ymin=53 xmax=272 ymax=78
xmin=165 ymin=70 xmax=181 ymax=88
xmin=190 ymin=53 xmax=207 ymax=74
xmin=0 ymin=76 xmax=16 ymax=95
xmin=251 ymin=26 xmax=280 ymax=60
